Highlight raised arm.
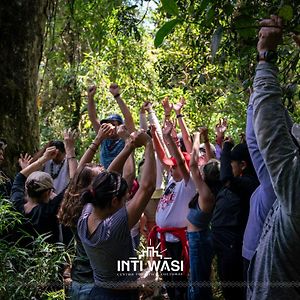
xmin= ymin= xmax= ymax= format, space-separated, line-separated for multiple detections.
xmin=161 ymin=96 xmax=173 ymax=124
xmin=252 ymin=16 xmax=300 ymax=213
xmin=146 ymin=102 xmax=170 ymax=156
xmin=199 ymin=127 xmax=214 ymax=161
xmin=190 ymin=132 xmax=214 ymax=213
xmin=127 ymin=133 xmax=156 ymax=229
xmin=139 ymin=102 xmax=148 ymax=131
xmin=150 ymin=125 xmax=172 ymax=169
xmin=109 ymin=83 xmax=135 ymax=133
xmin=220 ymin=138 xmax=234 ymax=184
xmin=107 ymin=125 xmax=133 ymax=175
xmin=173 ymin=97 xmax=193 ymax=153
xmin=87 ymin=85 xmax=100 ymax=133
xmin=21 ymin=147 xmax=57 ymax=178
xmin=30 ymin=140 xmax=53 ymax=163
xmin=63 ymin=129 xmax=78 ymax=179
xmin=215 ymin=118 xmax=227 ymax=159
xmin=77 ymin=123 xmax=115 ymax=171
xmin=163 ymin=120 xmax=190 ymax=184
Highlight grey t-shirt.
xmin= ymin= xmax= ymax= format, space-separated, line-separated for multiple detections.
xmin=248 ymin=63 xmax=300 ymax=299
xmin=77 ymin=204 xmax=137 ymax=288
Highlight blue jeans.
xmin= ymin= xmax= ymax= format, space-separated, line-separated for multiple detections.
xmin=69 ymin=281 xmax=94 ymax=300
xmin=187 ymin=230 xmax=213 ymax=300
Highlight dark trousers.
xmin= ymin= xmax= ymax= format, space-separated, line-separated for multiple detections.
xmin=161 ymin=240 xmax=187 ymax=300
xmin=213 ymin=234 xmax=245 ymax=300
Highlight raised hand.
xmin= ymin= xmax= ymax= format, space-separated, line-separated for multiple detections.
xmin=199 ymin=126 xmax=209 ymax=141
xmin=63 ymin=128 xmax=77 ymax=149
xmin=87 ymin=85 xmax=97 ymax=98
xmin=258 ymin=15 xmax=282 ymax=52
xmin=215 ymin=118 xmax=227 ymax=136
xmin=144 ymin=102 xmax=153 ymax=112
xmin=140 ymin=101 xmax=152 ymax=114
xmin=98 ymin=123 xmax=116 ymax=140
xmin=109 ymin=83 xmax=120 ymax=97
xmin=116 ymin=124 xmax=130 ymax=140
xmin=42 ymin=146 xmax=58 ymax=161
xmin=173 ymin=96 xmax=186 ymax=115
xmin=130 ymin=130 xmax=150 ymax=148
xmin=162 ymin=96 xmax=172 ymax=116
xmin=19 ymin=153 xmax=33 ymax=170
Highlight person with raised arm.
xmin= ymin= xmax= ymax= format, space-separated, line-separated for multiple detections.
xmin=187 ymin=127 xmax=221 ymax=300
xmin=139 ymin=101 xmax=166 ymax=234
xmin=77 ymin=130 xmax=155 ymax=299
xmin=247 ymin=15 xmax=300 ymax=299
xmin=87 ymin=83 xmax=135 ymax=169
xmin=215 ymin=118 xmax=227 ymax=160
xmin=149 ymin=120 xmax=196 ymax=300
xmin=10 ymin=147 xmax=63 ymax=245
xmin=173 ymin=96 xmax=193 ymax=154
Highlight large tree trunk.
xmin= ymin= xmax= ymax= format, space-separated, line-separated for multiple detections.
xmin=0 ymin=0 xmax=48 ymax=176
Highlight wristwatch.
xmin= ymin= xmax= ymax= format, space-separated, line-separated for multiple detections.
xmin=257 ymin=51 xmax=278 ymax=64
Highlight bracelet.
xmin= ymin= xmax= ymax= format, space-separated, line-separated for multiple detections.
xmin=113 ymin=93 xmax=120 ymax=98
xmin=66 ymin=156 xmax=76 ymax=160
xmin=165 ymin=114 xmax=170 ymax=117
xmin=91 ymin=142 xmax=99 ymax=147
xmin=176 ymin=114 xmax=184 ymax=118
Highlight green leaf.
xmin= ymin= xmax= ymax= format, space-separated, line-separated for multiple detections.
xmin=199 ymin=0 xmax=210 ymax=12
xmin=154 ymin=19 xmax=180 ymax=48
xmin=234 ymin=15 xmax=256 ymax=39
xmin=278 ymin=5 xmax=293 ymax=21
xmin=211 ymin=26 xmax=223 ymax=60
xmin=161 ymin=0 xmax=179 ymax=16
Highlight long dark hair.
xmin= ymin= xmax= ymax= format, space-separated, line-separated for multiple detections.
xmin=81 ymin=171 xmax=128 ymax=209
xmin=58 ymin=163 xmax=100 ymax=227
xmin=189 ymin=159 xmax=221 ymax=208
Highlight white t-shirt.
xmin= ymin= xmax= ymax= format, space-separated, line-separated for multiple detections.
xmin=156 ymin=176 xmax=196 ymax=242
xmin=44 ymin=159 xmax=69 ymax=195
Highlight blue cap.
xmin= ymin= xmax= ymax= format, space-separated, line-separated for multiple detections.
xmin=100 ymin=114 xmax=123 ymax=125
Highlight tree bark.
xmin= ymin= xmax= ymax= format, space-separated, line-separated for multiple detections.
xmin=0 ymin=0 xmax=48 ymax=176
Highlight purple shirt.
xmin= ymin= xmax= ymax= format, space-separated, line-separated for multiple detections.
xmin=242 ymin=99 xmax=276 ymax=260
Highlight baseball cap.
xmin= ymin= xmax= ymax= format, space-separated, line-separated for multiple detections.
xmin=26 ymin=171 xmax=54 ymax=192
xmin=162 ymin=152 xmax=190 ymax=168
xmin=100 ymin=114 xmax=123 ymax=125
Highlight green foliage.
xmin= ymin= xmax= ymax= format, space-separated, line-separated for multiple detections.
xmin=0 ymin=197 xmax=70 ymax=299
xmin=37 ymin=0 xmax=300 ymax=153
xmin=154 ymin=18 xmax=181 ymax=48
xmin=278 ymin=4 xmax=293 ymax=21
xmin=161 ymin=0 xmax=179 ymax=16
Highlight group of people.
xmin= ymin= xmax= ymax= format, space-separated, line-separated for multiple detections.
xmin=1 ymin=15 xmax=300 ymax=300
